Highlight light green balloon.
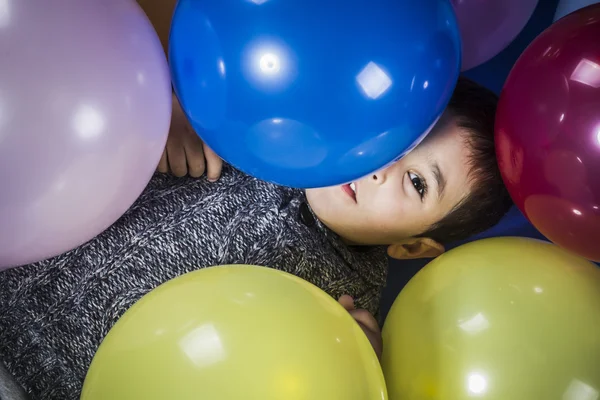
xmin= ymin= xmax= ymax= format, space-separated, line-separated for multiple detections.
xmin=383 ymin=237 xmax=600 ymax=400
xmin=82 ymin=265 xmax=386 ymax=400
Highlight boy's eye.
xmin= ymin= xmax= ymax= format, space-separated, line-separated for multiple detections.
xmin=409 ymin=171 xmax=427 ymax=199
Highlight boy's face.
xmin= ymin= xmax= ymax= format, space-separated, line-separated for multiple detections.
xmin=306 ymin=115 xmax=472 ymax=246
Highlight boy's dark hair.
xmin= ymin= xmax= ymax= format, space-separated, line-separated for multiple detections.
xmin=420 ymin=77 xmax=513 ymax=244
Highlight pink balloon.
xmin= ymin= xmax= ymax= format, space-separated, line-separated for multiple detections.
xmin=451 ymin=0 xmax=539 ymax=71
xmin=0 ymin=0 xmax=172 ymax=269
xmin=495 ymin=4 xmax=600 ymax=261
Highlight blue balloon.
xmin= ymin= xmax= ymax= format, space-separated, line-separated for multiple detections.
xmin=170 ymin=0 xmax=461 ymax=188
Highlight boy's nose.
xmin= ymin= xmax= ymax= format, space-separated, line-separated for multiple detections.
xmin=370 ymin=171 xmax=386 ymax=185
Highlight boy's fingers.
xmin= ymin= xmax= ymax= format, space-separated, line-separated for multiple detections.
xmin=167 ymin=139 xmax=187 ymax=177
xmin=183 ymin=135 xmax=206 ymax=178
xmin=338 ymin=295 xmax=355 ymax=311
xmin=348 ymin=309 xmax=383 ymax=359
xmin=203 ymin=145 xmax=223 ymax=182
xmin=157 ymin=149 xmax=169 ymax=173
xmin=349 ymin=309 xmax=380 ymax=335
xmin=359 ymin=324 xmax=383 ymax=360
xmin=337 ymin=297 xmax=382 ymax=359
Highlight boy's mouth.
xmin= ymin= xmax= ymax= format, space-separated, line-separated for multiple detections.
xmin=341 ymin=182 xmax=357 ymax=202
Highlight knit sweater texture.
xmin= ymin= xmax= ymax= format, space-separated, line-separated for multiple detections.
xmin=0 ymin=166 xmax=388 ymax=399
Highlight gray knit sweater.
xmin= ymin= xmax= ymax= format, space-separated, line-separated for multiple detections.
xmin=0 ymin=166 xmax=388 ymax=400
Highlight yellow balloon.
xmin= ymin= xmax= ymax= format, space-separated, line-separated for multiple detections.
xmin=82 ymin=265 xmax=386 ymax=400
xmin=382 ymin=237 xmax=600 ymax=400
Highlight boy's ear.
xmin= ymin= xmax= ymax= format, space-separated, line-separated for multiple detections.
xmin=387 ymin=237 xmax=445 ymax=260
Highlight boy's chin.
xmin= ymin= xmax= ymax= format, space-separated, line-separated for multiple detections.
xmin=306 ymin=185 xmax=355 ymax=208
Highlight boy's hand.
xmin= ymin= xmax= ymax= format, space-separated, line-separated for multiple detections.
xmin=338 ymin=295 xmax=383 ymax=360
xmin=157 ymin=94 xmax=223 ymax=181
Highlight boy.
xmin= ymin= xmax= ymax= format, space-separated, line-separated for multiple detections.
xmin=0 ymin=76 xmax=510 ymax=399
xmin=0 ymin=3 xmax=512 ymax=399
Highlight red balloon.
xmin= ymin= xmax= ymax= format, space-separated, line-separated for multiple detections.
xmin=495 ymin=4 xmax=600 ymax=262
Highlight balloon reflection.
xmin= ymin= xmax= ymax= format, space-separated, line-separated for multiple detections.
xmin=217 ymin=59 xmax=225 ymax=77
xmin=0 ymin=93 xmax=5 ymax=135
xmin=246 ymin=118 xmax=327 ymax=169
xmin=179 ymin=323 xmax=226 ymax=368
xmin=570 ymin=58 xmax=600 ymax=88
xmin=563 ymin=379 xmax=599 ymax=400
xmin=272 ymin=369 xmax=306 ymax=397
xmin=466 ymin=372 xmax=488 ymax=396
xmin=458 ymin=313 xmax=490 ymax=335
xmin=338 ymin=123 xmax=431 ymax=174
xmin=244 ymin=40 xmax=295 ymax=90
xmin=524 ymin=195 xmax=600 ymax=261
xmin=0 ymin=0 xmax=10 ymax=28
xmin=259 ymin=53 xmax=281 ymax=74
xmin=136 ymin=71 xmax=146 ymax=85
xmin=72 ymin=105 xmax=106 ymax=140
xmin=356 ymin=62 xmax=393 ymax=100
